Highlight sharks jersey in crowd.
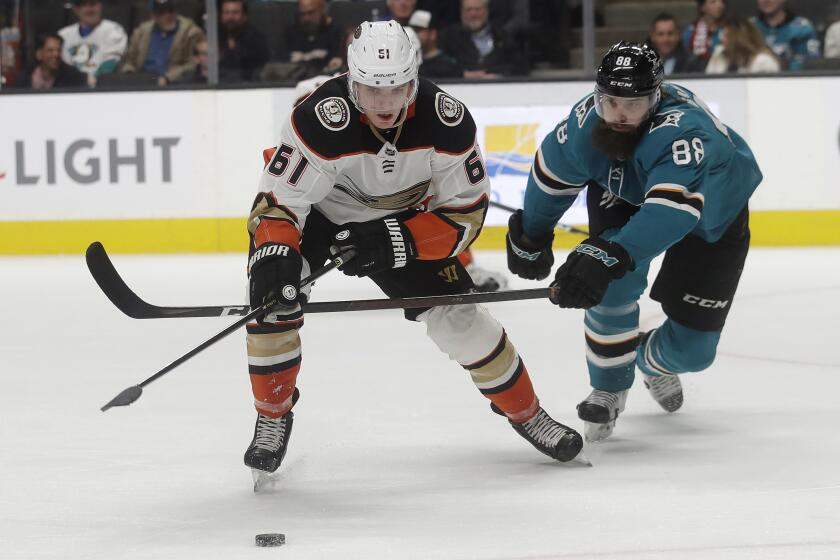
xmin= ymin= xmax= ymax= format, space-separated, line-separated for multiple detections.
xmin=751 ymin=13 xmax=820 ymax=71
xmin=522 ymin=83 xmax=762 ymax=264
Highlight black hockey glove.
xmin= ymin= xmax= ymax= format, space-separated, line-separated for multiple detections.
xmin=549 ymin=237 xmax=633 ymax=309
xmin=506 ymin=209 xmax=554 ymax=280
xmin=330 ymin=217 xmax=417 ymax=277
xmin=248 ymin=242 xmax=303 ymax=314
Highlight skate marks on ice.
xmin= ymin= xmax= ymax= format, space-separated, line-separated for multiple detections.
xmin=252 ymin=469 xmax=280 ymax=493
xmin=477 ymin=539 xmax=840 ymax=560
xmin=251 ymin=454 xmax=307 ymax=493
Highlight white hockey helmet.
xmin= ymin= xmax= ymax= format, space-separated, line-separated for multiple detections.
xmin=347 ymin=20 xmax=419 ymax=116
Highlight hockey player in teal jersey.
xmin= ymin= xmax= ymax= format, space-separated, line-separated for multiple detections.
xmin=506 ymin=42 xmax=763 ymax=441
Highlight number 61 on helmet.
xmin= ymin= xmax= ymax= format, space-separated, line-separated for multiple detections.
xmin=347 ymin=21 xmax=420 ymax=129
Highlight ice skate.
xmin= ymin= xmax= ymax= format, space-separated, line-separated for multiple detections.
xmin=510 ymin=407 xmax=585 ymax=463
xmin=244 ymin=411 xmax=294 ymax=492
xmin=642 ymin=372 xmax=683 ymax=412
xmin=576 ymin=389 xmax=628 ymax=442
xmin=467 ymin=263 xmax=509 ymax=292
xmin=637 ymin=330 xmax=684 ymax=413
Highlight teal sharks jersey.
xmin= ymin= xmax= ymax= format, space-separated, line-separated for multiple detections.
xmin=522 ymin=83 xmax=763 ymax=264
xmin=751 ymin=13 xmax=820 ymax=71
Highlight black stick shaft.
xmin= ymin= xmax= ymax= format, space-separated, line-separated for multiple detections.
xmin=135 ymin=253 xmax=349 ymax=390
xmin=139 ymin=305 xmax=264 ymax=388
xmin=489 ymin=199 xmax=589 ymax=236
xmin=303 ymin=287 xmax=556 ymax=313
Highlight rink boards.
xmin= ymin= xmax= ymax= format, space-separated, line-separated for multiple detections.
xmin=1 ymin=76 xmax=839 ymax=254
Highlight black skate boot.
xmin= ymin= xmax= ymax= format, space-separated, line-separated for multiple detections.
xmin=506 ymin=407 xmax=584 ymax=462
xmin=576 ymin=388 xmax=628 ymax=442
xmin=244 ymin=411 xmax=294 ymax=474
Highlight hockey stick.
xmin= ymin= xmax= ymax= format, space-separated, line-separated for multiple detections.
xmin=489 ymin=199 xmax=590 ymax=236
xmin=86 ymin=241 xmax=251 ymax=319
xmin=87 ymin=241 xmax=558 ymax=318
xmin=99 ymin=248 xmax=355 ymax=412
xmin=305 ymin=287 xmax=557 ymax=312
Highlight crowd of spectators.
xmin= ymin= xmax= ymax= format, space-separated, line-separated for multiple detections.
xmin=1 ymin=0 xmax=840 ymax=92
xmin=649 ymin=0 xmax=836 ymax=75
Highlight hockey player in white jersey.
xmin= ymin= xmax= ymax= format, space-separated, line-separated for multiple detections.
xmin=242 ymin=21 xmax=583 ymax=479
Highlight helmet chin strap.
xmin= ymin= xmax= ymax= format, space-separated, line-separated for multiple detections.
xmin=390 ymin=103 xmax=411 ymax=129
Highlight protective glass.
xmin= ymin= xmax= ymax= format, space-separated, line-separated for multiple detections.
xmin=352 ymin=82 xmax=415 ymax=114
xmin=594 ymin=87 xmax=659 ymax=126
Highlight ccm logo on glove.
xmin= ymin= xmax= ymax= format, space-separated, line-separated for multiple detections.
xmin=573 ymin=243 xmax=620 ymax=267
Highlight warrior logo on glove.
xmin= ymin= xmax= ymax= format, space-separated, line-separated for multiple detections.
xmin=330 ymin=216 xmax=417 ymax=277
xmin=384 ymin=218 xmax=409 ymax=267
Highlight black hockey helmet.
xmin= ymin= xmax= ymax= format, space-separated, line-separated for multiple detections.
xmin=596 ymin=41 xmax=663 ymax=98
xmin=594 ymin=42 xmax=663 ymax=126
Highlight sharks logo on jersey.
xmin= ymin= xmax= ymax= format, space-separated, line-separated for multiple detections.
xmin=608 ymin=164 xmax=625 ymax=192
xmin=650 ymin=110 xmax=684 ymax=133
xmin=575 ymin=95 xmax=596 ymax=128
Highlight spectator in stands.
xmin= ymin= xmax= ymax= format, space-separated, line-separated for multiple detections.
xmin=59 ymin=0 xmax=127 ymax=87
xmin=408 ymin=9 xmax=462 ymax=78
xmin=826 ymin=19 xmax=840 ymax=58
xmin=648 ymin=13 xmax=693 ymax=74
xmin=284 ymin=0 xmax=343 ymax=80
xmin=16 ymin=33 xmax=86 ymax=89
xmin=751 ymin=0 xmax=820 ymax=70
xmin=682 ymin=0 xmax=726 ymax=65
xmin=706 ymin=17 xmax=780 ymax=73
xmin=178 ymin=37 xmax=209 ymax=83
xmin=121 ymin=0 xmax=204 ymax=86
xmin=382 ymin=0 xmax=417 ymax=25
xmin=438 ymin=0 xmax=527 ymax=78
xmin=217 ymin=0 xmax=269 ymax=82
xmin=528 ymin=0 xmax=571 ymax=69
xmin=290 ymin=26 xmax=355 ymax=104
xmin=417 ymin=0 xmax=459 ymax=28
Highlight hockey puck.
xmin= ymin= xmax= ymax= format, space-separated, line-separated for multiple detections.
xmin=255 ymin=533 xmax=285 ymax=547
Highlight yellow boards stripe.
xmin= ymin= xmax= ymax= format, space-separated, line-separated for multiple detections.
xmin=0 ymin=218 xmax=249 ymax=255
xmin=471 ymin=210 xmax=840 ymax=249
xmin=0 ymin=210 xmax=838 ymax=255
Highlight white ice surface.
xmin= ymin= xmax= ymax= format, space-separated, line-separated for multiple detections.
xmin=1 ymin=249 xmax=839 ymax=560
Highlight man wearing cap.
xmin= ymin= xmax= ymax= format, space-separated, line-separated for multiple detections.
xmin=408 ymin=9 xmax=462 ymax=79
xmin=59 ymin=0 xmax=127 ymax=87
xmin=121 ymin=0 xmax=204 ymax=86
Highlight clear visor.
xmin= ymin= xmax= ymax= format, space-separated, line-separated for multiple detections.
xmin=352 ymin=82 xmax=415 ymax=114
xmin=594 ymin=87 xmax=659 ymax=127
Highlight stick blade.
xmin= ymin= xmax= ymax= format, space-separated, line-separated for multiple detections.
xmin=101 ymin=385 xmax=143 ymax=411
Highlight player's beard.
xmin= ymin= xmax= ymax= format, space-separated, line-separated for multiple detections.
xmin=591 ymin=119 xmax=646 ymax=161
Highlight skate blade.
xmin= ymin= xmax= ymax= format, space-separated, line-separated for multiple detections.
xmin=252 ymin=469 xmax=281 ymax=493
xmin=568 ymin=448 xmax=593 ymax=467
xmin=584 ymin=420 xmax=615 ymax=443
